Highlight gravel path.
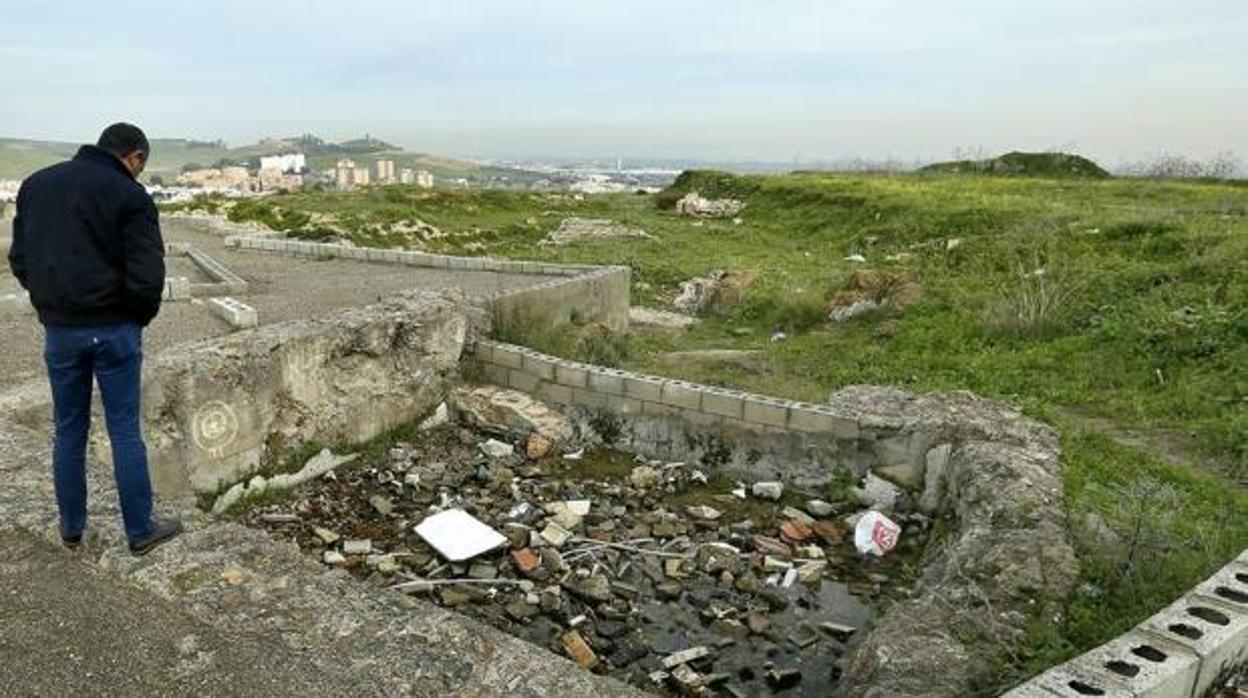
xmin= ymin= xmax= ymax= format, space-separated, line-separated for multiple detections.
xmin=0 ymin=219 xmax=555 ymax=389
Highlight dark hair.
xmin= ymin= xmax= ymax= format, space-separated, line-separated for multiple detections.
xmin=97 ymin=123 xmax=150 ymax=158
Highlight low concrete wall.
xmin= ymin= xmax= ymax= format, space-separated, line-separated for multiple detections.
xmin=1005 ymin=550 xmax=1248 ymax=698
xmin=105 ymin=290 xmax=480 ymax=497
xmin=223 ymin=234 xmax=631 ymax=332
xmin=468 ymin=339 xmax=864 ymax=483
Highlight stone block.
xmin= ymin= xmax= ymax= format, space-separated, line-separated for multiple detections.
xmin=606 ymin=395 xmax=643 ymax=415
xmin=1139 ymin=593 xmax=1248 ymax=698
xmin=660 ymin=381 xmax=703 ymax=410
xmin=1066 ymin=630 xmax=1200 ymax=698
xmin=482 ymin=364 xmax=510 ymax=387
xmin=554 ymin=363 xmax=589 ymax=388
xmin=538 ymin=382 xmax=573 ymax=406
xmin=587 ymin=369 xmax=625 ymax=395
xmin=742 ymin=396 xmax=788 ymax=428
xmin=206 ymin=297 xmax=258 ymax=330
xmin=521 ymin=354 xmax=556 ymax=381
xmin=641 ymin=401 xmax=679 ymax=418
xmin=1017 ymin=665 xmax=1133 ymax=697
xmin=508 ymin=370 xmax=539 ymax=394
xmin=491 ymin=345 xmax=524 ymax=370
xmin=573 ymin=388 xmax=607 ymax=409
xmin=623 ymin=375 xmax=663 ymax=402
xmin=701 ymin=390 xmax=744 ymax=419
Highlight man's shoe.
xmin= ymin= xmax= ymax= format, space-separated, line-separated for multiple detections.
xmin=61 ymin=533 xmax=82 ymax=550
xmin=129 ymin=517 xmax=183 ymax=556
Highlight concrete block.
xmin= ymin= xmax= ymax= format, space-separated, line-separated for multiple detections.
xmin=572 ymin=388 xmax=607 ymax=409
xmin=1194 ymin=562 xmax=1248 ymax=615
xmin=660 ymin=381 xmax=703 ymax=410
xmin=539 ymin=382 xmax=573 ymax=406
xmin=1139 ymin=593 xmax=1248 ymax=698
xmin=679 ymin=408 xmax=722 ymax=428
xmin=701 ymin=389 xmax=744 ymax=419
xmin=742 ymin=396 xmax=788 ymax=428
xmin=641 ymin=401 xmax=680 ymax=418
xmin=1023 ymin=664 xmax=1134 ymax=697
xmin=1070 ymin=630 xmax=1200 ymax=698
xmin=521 ymin=354 xmax=556 ymax=381
xmin=606 ymin=395 xmax=643 ymax=415
xmin=508 ymin=370 xmax=539 ymax=394
xmin=482 ymin=363 xmax=510 ymax=387
xmin=623 ymin=375 xmax=663 ymax=403
xmin=491 ymin=345 xmax=524 ymax=370
xmin=587 ymin=369 xmax=625 ymax=395
xmin=554 ymin=363 xmax=588 ymax=389
xmin=206 ymin=297 xmax=258 ymax=330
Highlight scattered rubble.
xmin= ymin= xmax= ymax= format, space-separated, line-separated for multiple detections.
xmin=628 ymin=307 xmax=698 ymax=332
xmin=540 ymin=217 xmax=654 ymax=246
xmin=675 ymin=192 xmax=744 ymax=218
xmin=245 ymin=426 xmax=929 ymax=696
xmin=673 ymin=269 xmax=757 ymax=315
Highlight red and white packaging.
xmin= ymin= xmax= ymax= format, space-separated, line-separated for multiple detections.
xmin=853 ymin=511 xmax=901 ymax=557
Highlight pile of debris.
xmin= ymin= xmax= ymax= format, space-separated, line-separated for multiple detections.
xmin=247 ymin=421 xmax=929 ymax=696
xmin=675 ymin=192 xmax=744 ymax=218
xmin=540 ymin=217 xmax=654 ymax=246
xmin=673 ymin=269 xmax=758 ymax=315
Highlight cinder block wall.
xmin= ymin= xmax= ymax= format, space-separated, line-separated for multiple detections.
xmin=1003 ymin=549 xmax=1248 ymax=698
xmin=467 ymin=339 xmax=867 ymax=483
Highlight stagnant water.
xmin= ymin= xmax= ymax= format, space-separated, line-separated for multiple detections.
xmin=243 ymin=431 xmax=927 ymax=696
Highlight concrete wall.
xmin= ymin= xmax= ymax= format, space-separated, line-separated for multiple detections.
xmin=468 ymin=339 xmax=866 ymax=483
xmin=1005 ymin=549 xmax=1248 ymax=698
xmin=223 ymin=234 xmax=631 ymax=332
xmin=112 ymin=290 xmax=478 ymax=497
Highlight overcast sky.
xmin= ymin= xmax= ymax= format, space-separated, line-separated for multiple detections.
xmin=2 ymin=1 xmax=1245 ymax=163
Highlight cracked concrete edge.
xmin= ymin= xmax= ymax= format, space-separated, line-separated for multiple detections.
xmin=0 ymin=415 xmax=648 ymax=697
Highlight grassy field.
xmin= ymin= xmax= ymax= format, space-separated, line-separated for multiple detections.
xmin=168 ymin=170 xmax=1247 ymax=689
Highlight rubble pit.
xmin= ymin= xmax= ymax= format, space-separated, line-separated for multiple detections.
xmin=240 ymin=424 xmax=933 ymax=696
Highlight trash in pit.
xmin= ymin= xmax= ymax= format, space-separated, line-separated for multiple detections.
xmin=853 ymin=510 xmax=901 ymax=557
xmin=414 ymin=508 xmax=508 ymax=561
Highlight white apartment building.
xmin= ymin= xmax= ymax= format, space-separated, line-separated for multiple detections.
xmin=259 ymin=153 xmax=306 ymax=174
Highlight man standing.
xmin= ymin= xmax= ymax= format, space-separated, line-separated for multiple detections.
xmin=8 ymin=123 xmax=182 ymax=555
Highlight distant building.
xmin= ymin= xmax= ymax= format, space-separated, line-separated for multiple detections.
xmin=335 ymin=159 xmax=356 ymax=190
xmin=374 ymin=159 xmax=396 ymax=183
xmin=352 ymin=166 xmax=371 ymax=186
xmin=258 ymin=169 xmax=304 ymax=192
xmin=399 ymin=168 xmax=415 ymax=184
xmin=416 ymin=170 xmax=435 ymax=189
xmin=177 ymin=166 xmax=256 ymax=192
xmin=259 ymin=153 xmax=306 ymax=174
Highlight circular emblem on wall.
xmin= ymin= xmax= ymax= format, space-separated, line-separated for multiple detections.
xmin=191 ymin=400 xmax=239 ymax=457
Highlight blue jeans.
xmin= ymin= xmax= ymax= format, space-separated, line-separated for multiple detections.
xmin=44 ymin=323 xmax=154 ymax=545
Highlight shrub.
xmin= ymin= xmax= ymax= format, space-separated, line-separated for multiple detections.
xmin=984 ymin=261 xmax=1087 ymax=337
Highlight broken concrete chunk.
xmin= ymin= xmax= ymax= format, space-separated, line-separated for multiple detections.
xmin=369 ymin=494 xmax=394 ymax=516
xmin=479 ymin=439 xmax=514 ymax=459
xmin=322 ymin=550 xmax=346 ymax=566
xmin=418 ymin=402 xmax=449 ymax=431
xmin=853 ymin=472 xmax=902 ymax=511
xmin=313 ymin=526 xmax=340 ymax=545
xmin=413 ymin=509 xmax=507 ymax=561
xmin=539 ymin=522 xmax=573 ymax=548
xmin=342 ymin=539 xmax=372 ymax=555
xmin=686 ymin=505 xmax=722 ymax=521
xmin=751 ymin=481 xmax=784 ymax=500
xmin=451 ymin=385 xmax=574 ymax=442
xmin=804 ymin=499 xmax=836 ymax=517
xmin=561 ymin=630 xmax=599 ymax=669
xmin=662 ymin=645 xmax=711 ymax=669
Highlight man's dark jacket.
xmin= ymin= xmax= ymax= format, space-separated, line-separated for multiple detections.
xmin=7 ymin=145 xmax=165 ymax=327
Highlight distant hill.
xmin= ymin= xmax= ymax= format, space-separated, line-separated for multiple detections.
xmin=920 ymin=151 xmax=1110 ymax=178
xmin=0 ymin=134 xmax=543 ymax=186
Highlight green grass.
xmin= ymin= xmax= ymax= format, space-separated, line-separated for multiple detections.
xmin=168 ymin=170 xmax=1248 ymax=685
